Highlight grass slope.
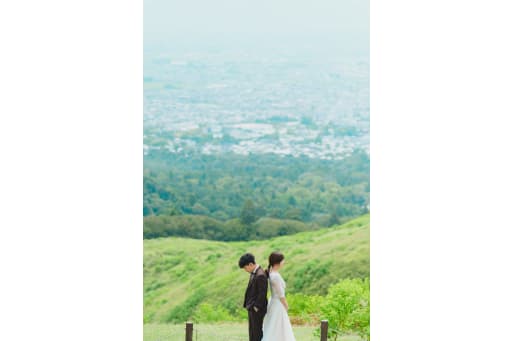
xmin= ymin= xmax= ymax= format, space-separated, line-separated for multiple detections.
xmin=144 ymin=214 xmax=369 ymax=323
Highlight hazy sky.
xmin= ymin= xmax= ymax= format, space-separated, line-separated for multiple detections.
xmin=144 ymin=0 xmax=368 ymax=55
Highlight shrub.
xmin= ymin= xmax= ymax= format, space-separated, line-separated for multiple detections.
xmin=320 ymin=278 xmax=370 ymax=340
xmin=194 ymin=303 xmax=236 ymax=323
xmin=287 ymin=293 xmax=323 ymax=325
xmin=165 ymin=288 xmax=206 ymax=323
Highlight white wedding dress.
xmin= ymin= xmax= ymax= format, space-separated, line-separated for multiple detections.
xmin=262 ymin=271 xmax=296 ymax=341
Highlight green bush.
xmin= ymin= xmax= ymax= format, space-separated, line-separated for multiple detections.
xmin=194 ymin=303 xmax=236 ymax=323
xmin=165 ymin=288 xmax=206 ymax=323
xmin=287 ymin=293 xmax=323 ymax=324
xmin=320 ymin=278 xmax=370 ymax=341
xmin=291 ymin=260 xmax=330 ymax=292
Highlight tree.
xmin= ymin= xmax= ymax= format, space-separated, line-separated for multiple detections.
xmin=288 ymin=195 xmax=297 ymax=206
xmin=191 ymin=203 xmax=209 ymax=215
xmin=284 ymin=208 xmax=302 ymax=221
xmin=240 ymin=199 xmax=257 ymax=225
xmin=328 ymin=212 xmax=340 ymax=227
xmin=142 ymin=150 xmax=370 ymax=232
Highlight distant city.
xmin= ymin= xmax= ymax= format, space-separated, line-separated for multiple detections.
xmin=144 ymin=50 xmax=369 ymax=160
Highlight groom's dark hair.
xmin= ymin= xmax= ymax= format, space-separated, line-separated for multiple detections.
xmin=238 ymin=253 xmax=256 ymax=268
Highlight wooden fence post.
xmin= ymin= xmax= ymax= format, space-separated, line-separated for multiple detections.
xmin=320 ymin=320 xmax=328 ymax=341
xmin=185 ymin=322 xmax=193 ymax=341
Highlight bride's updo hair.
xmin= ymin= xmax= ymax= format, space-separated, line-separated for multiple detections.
xmin=265 ymin=251 xmax=285 ymax=277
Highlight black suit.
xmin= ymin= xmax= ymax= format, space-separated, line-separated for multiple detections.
xmin=243 ymin=266 xmax=268 ymax=341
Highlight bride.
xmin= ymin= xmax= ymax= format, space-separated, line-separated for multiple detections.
xmin=262 ymin=252 xmax=296 ymax=341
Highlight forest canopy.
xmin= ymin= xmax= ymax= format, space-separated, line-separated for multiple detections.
xmin=143 ymin=149 xmax=369 ymax=240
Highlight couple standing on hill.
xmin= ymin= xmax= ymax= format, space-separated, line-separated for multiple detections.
xmin=239 ymin=252 xmax=296 ymax=341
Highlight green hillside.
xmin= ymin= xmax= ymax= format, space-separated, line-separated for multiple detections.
xmin=144 ymin=214 xmax=369 ymax=323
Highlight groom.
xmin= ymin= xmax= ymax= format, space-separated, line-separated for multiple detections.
xmin=239 ymin=253 xmax=268 ymax=341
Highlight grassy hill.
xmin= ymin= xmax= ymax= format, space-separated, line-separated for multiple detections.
xmin=143 ymin=214 xmax=369 ymax=323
